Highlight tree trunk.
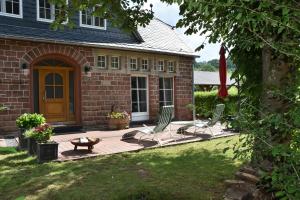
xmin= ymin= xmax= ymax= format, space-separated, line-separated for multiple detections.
xmin=256 ymin=46 xmax=291 ymax=163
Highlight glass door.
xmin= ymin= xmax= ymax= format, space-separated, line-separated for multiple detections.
xmin=131 ymin=76 xmax=149 ymax=121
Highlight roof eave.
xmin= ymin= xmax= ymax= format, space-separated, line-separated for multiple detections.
xmin=0 ymin=34 xmax=199 ymax=57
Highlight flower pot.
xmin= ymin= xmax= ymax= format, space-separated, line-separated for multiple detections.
xmin=108 ymin=118 xmax=130 ymax=130
xmin=37 ymin=142 xmax=58 ymax=163
xmin=27 ymin=138 xmax=37 ymax=155
xmin=18 ymin=128 xmax=28 ymax=150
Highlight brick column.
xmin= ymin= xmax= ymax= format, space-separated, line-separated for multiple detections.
xmin=174 ymin=57 xmax=194 ymax=120
xmin=148 ymin=75 xmax=159 ymax=120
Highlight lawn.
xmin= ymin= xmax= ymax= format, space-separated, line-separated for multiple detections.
xmin=0 ymin=135 xmax=242 ymax=200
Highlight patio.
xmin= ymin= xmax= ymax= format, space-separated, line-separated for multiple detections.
xmin=53 ymin=123 xmax=237 ymax=161
xmin=0 ymin=122 xmax=238 ymax=161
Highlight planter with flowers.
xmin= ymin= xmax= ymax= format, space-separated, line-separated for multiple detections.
xmin=16 ymin=113 xmax=46 ymax=150
xmin=24 ymin=124 xmax=58 ymax=162
xmin=107 ymin=111 xmax=130 ymax=130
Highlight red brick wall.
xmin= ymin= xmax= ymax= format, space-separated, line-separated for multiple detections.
xmin=174 ymin=57 xmax=194 ymax=120
xmin=148 ymin=75 xmax=160 ymax=120
xmin=0 ymin=38 xmax=194 ymax=134
xmin=81 ymin=72 xmax=131 ymax=127
xmin=0 ymin=39 xmax=93 ymax=133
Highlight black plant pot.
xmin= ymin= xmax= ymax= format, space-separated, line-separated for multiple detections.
xmin=18 ymin=128 xmax=28 ymax=150
xmin=27 ymin=138 xmax=37 ymax=155
xmin=37 ymin=142 xmax=58 ymax=163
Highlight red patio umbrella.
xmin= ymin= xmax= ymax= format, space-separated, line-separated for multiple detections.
xmin=218 ymin=45 xmax=228 ymax=98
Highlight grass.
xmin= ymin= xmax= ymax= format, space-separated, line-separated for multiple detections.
xmin=0 ymin=136 xmax=242 ymax=200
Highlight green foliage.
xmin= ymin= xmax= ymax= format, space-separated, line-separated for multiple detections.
xmin=24 ymin=124 xmax=54 ymax=143
xmin=16 ymin=113 xmax=46 ymax=130
xmin=194 ymin=88 xmax=238 ymax=118
xmin=230 ymin=49 xmax=300 ymax=199
xmin=195 ymin=58 xmax=236 ymax=72
xmin=176 ymin=0 xmax=300 ymax=61
xmin=195 ymin=64 xmax=216 ymax=72
xmin=0 ymin=105 xmax=8 ymax=112
xmin=50 ymin=0 xmax=154 ymax=31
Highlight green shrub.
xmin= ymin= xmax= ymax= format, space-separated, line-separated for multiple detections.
xmin=16 ymin=113 xmax=46 ymax=130
xmin=193 ymin=88 xmax=238 ymax=118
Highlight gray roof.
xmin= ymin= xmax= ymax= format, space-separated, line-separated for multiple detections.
xmin=0 ymin=2 xmax=196 ymax=57
xmin=194 ymin=71 xmax=236 ymax=86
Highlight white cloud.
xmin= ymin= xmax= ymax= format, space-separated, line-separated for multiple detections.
xmin=143 ymin=0 xmax=220 ymax=61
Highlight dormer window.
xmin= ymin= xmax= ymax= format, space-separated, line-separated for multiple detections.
xmin=0 ymin=0 xmax=23 ymax=18
xmin=80 ymin=7 xmax=106 ymax=30
xmin=37 ymin=0 xmax=67 ymax=23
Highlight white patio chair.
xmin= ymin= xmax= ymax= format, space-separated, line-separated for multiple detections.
xmin=138 ymin=105 xmax=174 ymax=146
xmin=194 ymin=104 xmax=225 ymax=138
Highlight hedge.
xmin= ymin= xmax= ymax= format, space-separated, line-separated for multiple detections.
xmin=193 ymin=88 xmax=239 ymax=118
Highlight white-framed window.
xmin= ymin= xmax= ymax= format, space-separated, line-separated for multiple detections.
xmin=97 ymin=55 xmax=106 ymax=69
xmin=168 ymin=61 xmax=175 ymax=72
xmin=131 ymin=76 xmax=149 ymax=121
xmin=111 ymin=56 xmax=120 ymax=69
xmin=130 ymin=58 xmax=138 ymax=70
xmin=37 ymin=0 xmax=68 ymax=23
xmin=141 ymin=59 xmax=148 ymax=71
xmin=159 ymin=77 xmax=173 ymax=107
xmin=80 ymin=7 xmax=106 ymax=30
xmin=158 ymin=60 xmax=164 ymax=71
xmin=0 ymin=0 xmax=23 ymax=18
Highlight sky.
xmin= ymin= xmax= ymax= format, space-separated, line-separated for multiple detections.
xmin=143 ymin=0 xmax=221 ymax=62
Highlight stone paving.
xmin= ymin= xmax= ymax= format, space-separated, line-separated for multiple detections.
xmin=52 ymin=122 xmax=238 ymax=161
xmin=0 ymin=122 xmax=238 ymax=161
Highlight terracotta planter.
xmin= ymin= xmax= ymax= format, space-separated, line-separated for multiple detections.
xmin=108 ymin=118 xmax=130 ymax=130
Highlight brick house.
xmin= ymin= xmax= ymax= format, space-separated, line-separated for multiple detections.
xmin=0 ymin=0 xmax=196 ymax=134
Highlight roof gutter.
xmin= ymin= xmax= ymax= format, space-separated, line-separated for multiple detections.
xmin=0 ymin=34 xmax=199 ymax=58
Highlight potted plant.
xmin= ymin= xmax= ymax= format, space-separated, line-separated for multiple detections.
xmin=24 ymin=123 xmax=58 ymax=162
xmin=16 ymin=113 xmax=45 ymax=150
xmin=107 ymin=111 xmax=131 ymax=130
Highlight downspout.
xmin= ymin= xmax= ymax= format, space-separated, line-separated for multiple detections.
xmin=192 ymin=60 xmax=196 ymax=121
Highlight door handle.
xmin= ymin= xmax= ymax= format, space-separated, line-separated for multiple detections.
xmin=43 ymin=91 xmax=46 ymax=101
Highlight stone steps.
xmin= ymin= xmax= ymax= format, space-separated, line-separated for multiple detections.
xmin=224 ymin=166 xmax=273 ymax=200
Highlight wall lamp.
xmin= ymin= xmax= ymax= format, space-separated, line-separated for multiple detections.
xmin=84 ymin=65 xmax=92 ymax=77
xmin=21 ymin=63 xmax=29 ymax=76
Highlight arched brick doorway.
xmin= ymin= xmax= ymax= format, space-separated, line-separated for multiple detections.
xmin=30 ymin=54 xmax=82 ymax=125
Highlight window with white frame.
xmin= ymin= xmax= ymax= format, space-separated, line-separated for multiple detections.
xmin=130 ymin=58 xmax=138 ymax=70
xmin=0 ymin=0 xmax=22 ymax=18
xmin=80 ymin=7 xmax=106 ymax=29
xmin=97 ymin=55 xmax=106 ymax=69
xmin=168 ymin=61 xmax=175 ymax=72
xmin=111 ymin=56 xmax=119 ymax=69
xmin=37 ymin=0 xmax=67 ymax=22
xmin=158 ymin=60 xmax=164 ymax=71
xmin=131 ymin=77 xmax=147 ymax=113
xmin=159 ymin=77 xmax=173 ymax=107
xmin=141 ymin=59 xmax=148 ymax=71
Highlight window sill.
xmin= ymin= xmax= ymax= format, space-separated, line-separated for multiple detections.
xmin=80 ymin=24 xmax=106 ymax=30
xmin=0 ymin=12 xmax=22 ymax=18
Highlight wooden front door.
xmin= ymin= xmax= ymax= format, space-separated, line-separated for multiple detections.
xmin=39 ymin=69 xmax=68 ymax=122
